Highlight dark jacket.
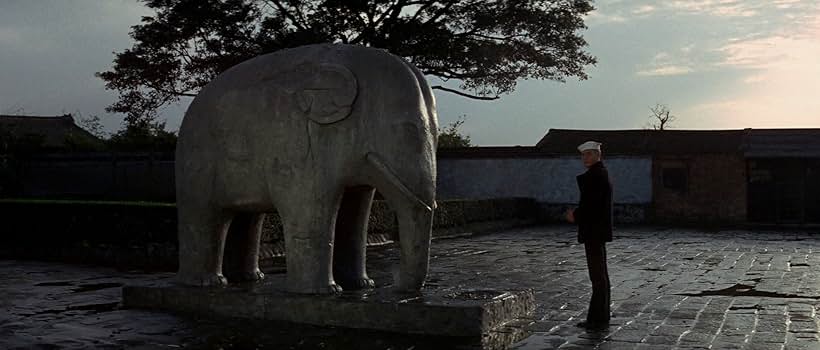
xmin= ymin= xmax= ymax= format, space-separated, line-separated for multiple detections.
xmin=575 ymin=161 xmax=613 ymax=243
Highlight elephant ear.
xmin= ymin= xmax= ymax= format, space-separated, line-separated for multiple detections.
xmin=267 ymin=62 xmax=358 ymax=125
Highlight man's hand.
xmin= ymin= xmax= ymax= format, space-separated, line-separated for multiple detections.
xmin=565 ymin=208 xmax=575 ymax=223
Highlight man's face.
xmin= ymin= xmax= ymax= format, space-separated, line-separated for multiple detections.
xmin=581 ymin=150 xmax=601 ymax=168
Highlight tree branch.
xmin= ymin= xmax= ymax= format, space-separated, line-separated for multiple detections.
xmin=431 ymin=85 xmax=499 ymax=100
xmin=456 ymin=31 xmax=529 ymax=41
xmin=373 ymin=0 xmax=406 ymax=28
xmin=410 ymin=1 xmax=438 ymax=22
xmin=424 ymin=1 xmax=458 ymax=25
xmin=267 ymin=0 xmax=307 ymax=30
xmin=147 ymin=83 xmax=197 ymax=97
xmin=419 ymin=64 xmax=486 ymax=80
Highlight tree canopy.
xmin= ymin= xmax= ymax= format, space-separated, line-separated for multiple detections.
xmin=98 ymin=0 xmax=596 ymax=126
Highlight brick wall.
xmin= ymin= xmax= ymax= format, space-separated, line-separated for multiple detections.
xmin=652 ymin=154 xmax=747 ymax=224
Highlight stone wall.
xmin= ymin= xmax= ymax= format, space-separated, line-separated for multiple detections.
xmin=652 ymin=154 xmax=747 ymax=224
xmin=3 ymin=153 xmax=652 ymax=207
xmin=0 ymin=198 xmax=537 ymax=270
xmin=538 ymin=203 xmax=648 ymax=224
xmin=2 ymin=153 xmax=175 ymax=201
xmin=436 ymin=156 xmax=653 ymax=204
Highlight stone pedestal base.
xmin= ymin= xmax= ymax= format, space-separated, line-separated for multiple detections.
xmin=122 ymin=275 xmax=533 ymax=348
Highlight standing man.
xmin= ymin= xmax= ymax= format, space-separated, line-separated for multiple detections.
xmin=565 ymin=140 xmax=613 ymax=330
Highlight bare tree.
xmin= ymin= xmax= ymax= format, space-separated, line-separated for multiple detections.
xmin=1 ymin=104 xmax=27 ymax=115
xmin=646 ymin=104 xmax=676 ymax=130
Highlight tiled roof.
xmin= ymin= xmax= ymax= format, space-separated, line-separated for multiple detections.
xmin=436 ymin=146 xmax=548 ymax=158
xmin=536 ymin=129 xmax=747 ymax=155
xmin=744 ymin=129 xmax=820 ymax=158
xmin=0 ymin=114 xmax=101 ymax=148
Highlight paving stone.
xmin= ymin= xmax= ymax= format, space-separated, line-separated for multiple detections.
xmin=744 ymin=343 xmax=787 ymax=350
xmin=597 ymin=340 xmax=640 ymax=350
xmin=751 ymin=331 xmax=788 ymax=343
xmin=682 ymin=329 xmax=717 ymax=340
xmin=652 ymin=325 xmax=688 ymax=337
xmin=787 ymin=321 xmax=818 ymax=333
xmin=4 ymin=226 xmax=820 ymax=349
xmin=634 ymin=344 xmax=673 ymax=350
xmin=641 ymin=335 xmax=679 ymax=344
xmin=608 ymin=329 xmax=650 ymax=343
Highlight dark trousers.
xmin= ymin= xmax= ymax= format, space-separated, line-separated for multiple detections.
xmin=584 ymin=242 xmax=611 ymax=323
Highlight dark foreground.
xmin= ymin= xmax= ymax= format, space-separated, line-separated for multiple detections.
xmin=2 ymin=225 xmax=819 ymax=349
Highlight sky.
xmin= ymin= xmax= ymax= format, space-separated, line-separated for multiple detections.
xmin=1 ymin=0 xmax=819 ymax=146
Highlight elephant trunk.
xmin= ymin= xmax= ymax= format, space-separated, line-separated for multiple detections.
xmin=364 ymin=153 xmax=435 ymax=292
xmin=394 ymin=201 xmax=434 ymax=291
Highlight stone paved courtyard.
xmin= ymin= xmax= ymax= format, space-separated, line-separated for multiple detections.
xmin=2 ymin=225 xmax=820 ymax=349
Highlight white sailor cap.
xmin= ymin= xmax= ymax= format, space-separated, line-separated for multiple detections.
xmin=577 ymin=141 xmax=602 ymax=153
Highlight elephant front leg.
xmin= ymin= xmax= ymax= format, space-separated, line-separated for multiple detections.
xmin=176 ymin=204 xmax=232 ymax=287
xmin=333 ymin=187 xmax=376 ymax=290
xmin=282 ymin=195 xmax=343 ymax=294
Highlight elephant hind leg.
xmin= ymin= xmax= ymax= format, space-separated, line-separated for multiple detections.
xmin=176 ymin=203 xmax=233 ymax=287
xmin=281 ymin=189 xmax=344 ymax=294
xmin=333 ymin=186 xmax=376 ymax=290
xmin=222 ymin=213 xmax=266 ymax=283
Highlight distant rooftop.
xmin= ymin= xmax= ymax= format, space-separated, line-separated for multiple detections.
xmin=536 ymin=129 xmax=747 ymax=155
xmin=436 ymin=146 xmax=546 ymax=158
xmin=535 ymin=128 xmax=820 ymax=158
xmin=0 ymin=114 xmax=101 ymax=149
xmin=743 ymin=128 xmax=820 ymax=158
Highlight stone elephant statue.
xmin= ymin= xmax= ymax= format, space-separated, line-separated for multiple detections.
xmin=175 ymin=44 xmax=438 ymax=294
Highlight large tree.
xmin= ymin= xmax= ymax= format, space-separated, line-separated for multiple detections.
xmin=98 ymin=0 xmax=596 ymax=126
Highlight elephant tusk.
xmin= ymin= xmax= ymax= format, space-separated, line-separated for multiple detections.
xmin=365 ymin=153 xmax=433 ymax=213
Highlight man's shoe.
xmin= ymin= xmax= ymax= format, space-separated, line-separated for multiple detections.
xmin=575 ymin=321 xmax=609 ymax=330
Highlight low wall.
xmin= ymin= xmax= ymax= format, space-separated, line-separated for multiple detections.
xmin=1 ymin=152 xmax=175 ymax=201
xmin=3 ymin=152 xmax=653 ymax=207
xmin=437 ymin=155 xmax=653 ymax=204
xmin=0 ymin=198 xmax=537 ymax=270
xmin=537 ymin=203 xmax=648 ymax=225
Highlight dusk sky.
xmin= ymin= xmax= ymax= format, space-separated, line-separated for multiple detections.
xmin=1 ymin=0 xmax=818 ymax=145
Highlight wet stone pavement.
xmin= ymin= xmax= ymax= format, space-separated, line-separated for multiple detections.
xmin=2 ymin=225 xmax=820 ymax=349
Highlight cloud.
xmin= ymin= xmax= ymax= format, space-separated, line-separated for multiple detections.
xmin=742 ymin=74 xmax=766 ymax=84
xmin=717 ymin=36 xmax=792 ymax=69
xmin=686 ymin=12 xmax=820 ymax=128
xmin=585 ymin=11 xmax=627 ymax=25
xmin=0 ymin=28 xmax=21 ymax=44
xmin=716 ymin=8 xmax=820 ymax=70
xmin=637 ymin=65 xmax=694 ymax=76
xmin=636 ymin=48 xmax=697 ymax=77
xmin=668 ymin=0 xmax=758 ymax=17
xmin=632 ymin=5 xmax=656 ymax=15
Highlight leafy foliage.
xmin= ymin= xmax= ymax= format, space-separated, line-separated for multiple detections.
xmin=75 ymin=113 xmax=108 ymax=139
xmin=106 ymin=121 xmax=178 ymax=152
xmin=98 ymin=0 xmax=597 ymax=127
xmin=437 ymin=115 xmax=472 ymax=148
